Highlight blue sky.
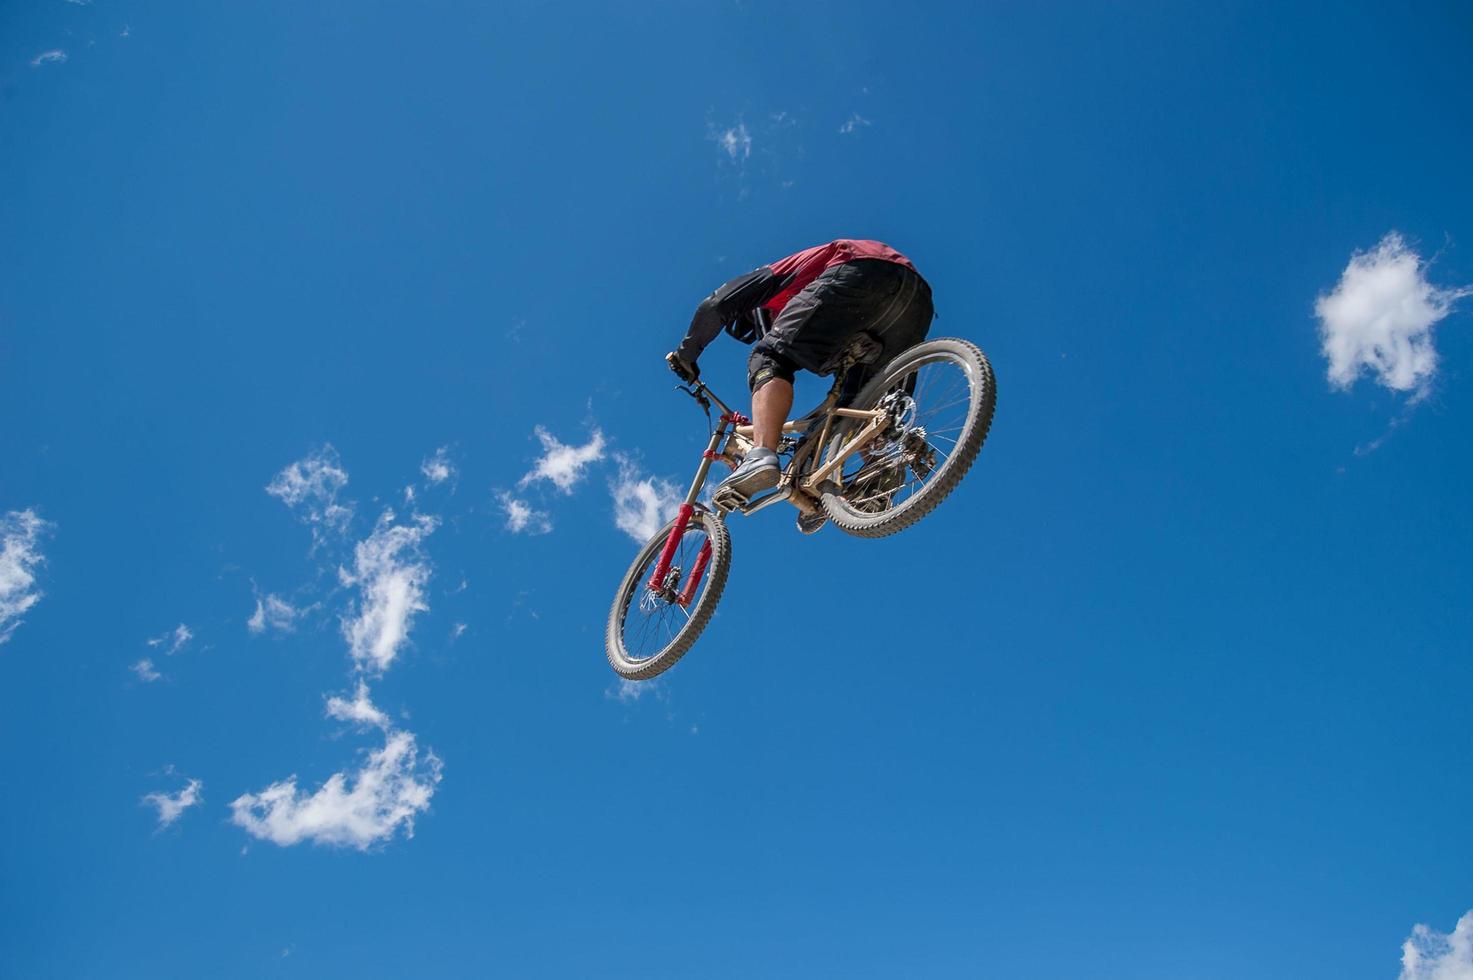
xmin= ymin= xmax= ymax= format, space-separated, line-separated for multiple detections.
xmin=3 ymin=1 xmax=1472 ymax=977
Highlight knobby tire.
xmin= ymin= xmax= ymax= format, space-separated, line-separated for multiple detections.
xmin=605 ymin=510 xmax=732 ymax=681
xmin=820 ymin=337 xmax=996 ymax=538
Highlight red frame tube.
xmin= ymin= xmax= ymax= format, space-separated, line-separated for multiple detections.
xmin=646 ymin=502 xmax=695 ymax=592
xmin=677 ymin=540 xmax=713 ymax=607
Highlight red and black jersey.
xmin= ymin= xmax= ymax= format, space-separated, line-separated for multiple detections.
xmin=674 ymin=239 xmax=916 ymax=364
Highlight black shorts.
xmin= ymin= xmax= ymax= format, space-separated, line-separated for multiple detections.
xmin=747 ymin=259 xmax=934 ymax=394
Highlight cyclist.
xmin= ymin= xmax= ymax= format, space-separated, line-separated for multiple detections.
xmin=666 ymin=239 xmax=933 ymax=501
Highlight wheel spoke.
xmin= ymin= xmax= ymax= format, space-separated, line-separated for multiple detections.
xmin=618 ymin=526 xmax=715 ymax=663
xmin=826 ymin=354 xmax=980 ymax=519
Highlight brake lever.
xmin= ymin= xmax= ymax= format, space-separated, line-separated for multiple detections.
xmin=675 ymin=383 xmax=714 ymax=435
xmin=676 ymin=383 xmax=711 ymax=411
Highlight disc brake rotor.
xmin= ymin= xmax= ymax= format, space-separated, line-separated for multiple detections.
xmin=638 ymin=566 xmax=682 ymax=613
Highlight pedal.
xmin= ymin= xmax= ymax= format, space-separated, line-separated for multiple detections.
xmin=711 ymin=485 xmax=749 ymax=513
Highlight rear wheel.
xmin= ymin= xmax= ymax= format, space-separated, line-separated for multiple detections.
xmin=819 ymin=337 xmax=996 ymax=538
xmin=606 ymin=510 xmax=731 ymax=681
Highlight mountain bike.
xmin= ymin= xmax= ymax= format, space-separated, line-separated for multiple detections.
xmin=605 ymin=337 xmax=995 ymax=680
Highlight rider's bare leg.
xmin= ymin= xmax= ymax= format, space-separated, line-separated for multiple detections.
xmin=752 ymin=379 xmax=793 ymax=451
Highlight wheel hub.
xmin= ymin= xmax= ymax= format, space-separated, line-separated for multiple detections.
xmin=638 ymin=566 xmax=683 ymax=612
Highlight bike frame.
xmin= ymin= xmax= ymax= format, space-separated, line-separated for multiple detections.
xmin=644 ymin=376 xmax=891 ymax=604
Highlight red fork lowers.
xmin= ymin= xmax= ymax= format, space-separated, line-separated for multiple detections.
xmin=646 ymin=503 xmax=694 ymax=592
xmin=677 ymin=540 xmax=713 ymax=607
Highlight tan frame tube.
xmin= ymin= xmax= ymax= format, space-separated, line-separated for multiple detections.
xmin=801 ymin=409 xmax=887 ymax=490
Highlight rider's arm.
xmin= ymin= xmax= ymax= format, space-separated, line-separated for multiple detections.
xmin=673 ymin=266 xmax=788 ymax=364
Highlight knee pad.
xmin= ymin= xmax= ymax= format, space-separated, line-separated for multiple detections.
xmin=747 ymin=348 xmax=797 ymax=392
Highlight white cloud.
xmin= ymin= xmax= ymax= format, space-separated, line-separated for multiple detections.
xmin=325 ymin=679 xmax=390 ymax=730
xmin=450 ymin=622 xmax=467 ymax=640
xmin=229 ymin=730 xmax=442 ymax=850
xmin=496 ymin=491 xmax=552 ymax=535
xmin=0 ymin=509 xmax=51 ymax=645
xmin=838 ymin=112 xmax=872 ymax=134
xmin=131 ymin=658 xmax=161 ymax=683
xmin=518 ymin=427 xmax=606 ymax=494
xmin=142 ymin=777 xmax=203 ymax=828
xmin=605 ymin=678 xmax=666 ymax=703
xmin=607 ymin=679 xmax=646 ymax=702
xmin=610 ymin=457 xmax=682 ymax=543
xmin=147 ymin=623 xmax=193 ymax=655
xmin=29 ymin=50 xmax=67 ymax=68
xmin=710 ymin=122 xmax=752 ymax=161
xmin=237 ymin=450 xmax=448 ymax=852
xmin=247 ymin=594 xmax=298 ymax=635
xmin=1402 ymin=911 xmax=1473 ymax=980
xmin=1317 ymin=233 xmax=1469 ymax=399
xmin=340 ymin=512 xmax=436 ymax=675
xmin=420 ymin=446 xmax=455 ymax=486
xmin=267 ymin=446 xmax=353 ymax=537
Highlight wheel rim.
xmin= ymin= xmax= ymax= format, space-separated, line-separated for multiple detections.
xmin=618 ymin=522 xmax=716 ymax=664
xmin=833 ymin=355 xmax=976 ymax=515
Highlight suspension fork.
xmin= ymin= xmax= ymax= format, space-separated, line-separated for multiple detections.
xmin=646 ymin=415 xmax=733 ymax=593
xmin=677 ymin=542 xmax=712 ymax=607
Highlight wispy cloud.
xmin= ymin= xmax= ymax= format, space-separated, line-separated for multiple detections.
xmin=605 ymin=678 xmax=665 ymax=703
xmin=267 ymin=446 xmax=353 ymax=539
xmin=1 ymin=509 xmax=51 ymax=645
xmin=607 ymin=679 xmax=644 ymax=703
xmin=420 ymin=446 xmax=456 ymax=486
xmin=236 ymin=450 xmax=446 ymax=851
xmin=705 ymin=111 xmax=804 ymax=194
xmin=340 ymin=512 xmax=437 ymax=675
xmin=131 ymin=658 xmax=162 ymax=683
xmin=142 ymin=777 xmax=203 ymax=828
xmin=1317 ymin=232 xmax=1469 ymax=400
xmin=838 ymin=112 xmax=872 ymax=134
xmin=325 ymin=679 xmax=390 ymax=731
xmin=610 ymin=456 xmax=682 ymax=543
xmin=496 ymin=491 xmax=552 ymax=535
xmin=709 ymin=121 xmax=752 ymax=162
xmin=1401 ymin=910 xmax=1473 ymax=980
xmin=147 ymin=623 xmax=193 ymax=656
xmin=247 ymin=593 xmax=299 ymax=635
xmin=506 ymin=589 xmax=539 ymax=624
xmin=518 ymin=427 xmax=606 ymax=494
xmin=230 ymin=731 xmax=442 ymax=850
xmin=29 ymin=50 xmax=67 ymax=68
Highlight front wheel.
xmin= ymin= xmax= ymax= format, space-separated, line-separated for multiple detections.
xmin=819 ymin=337 xmax=996 ymax=538
xmin=606 ymin=509 xmax=731 ymax=681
